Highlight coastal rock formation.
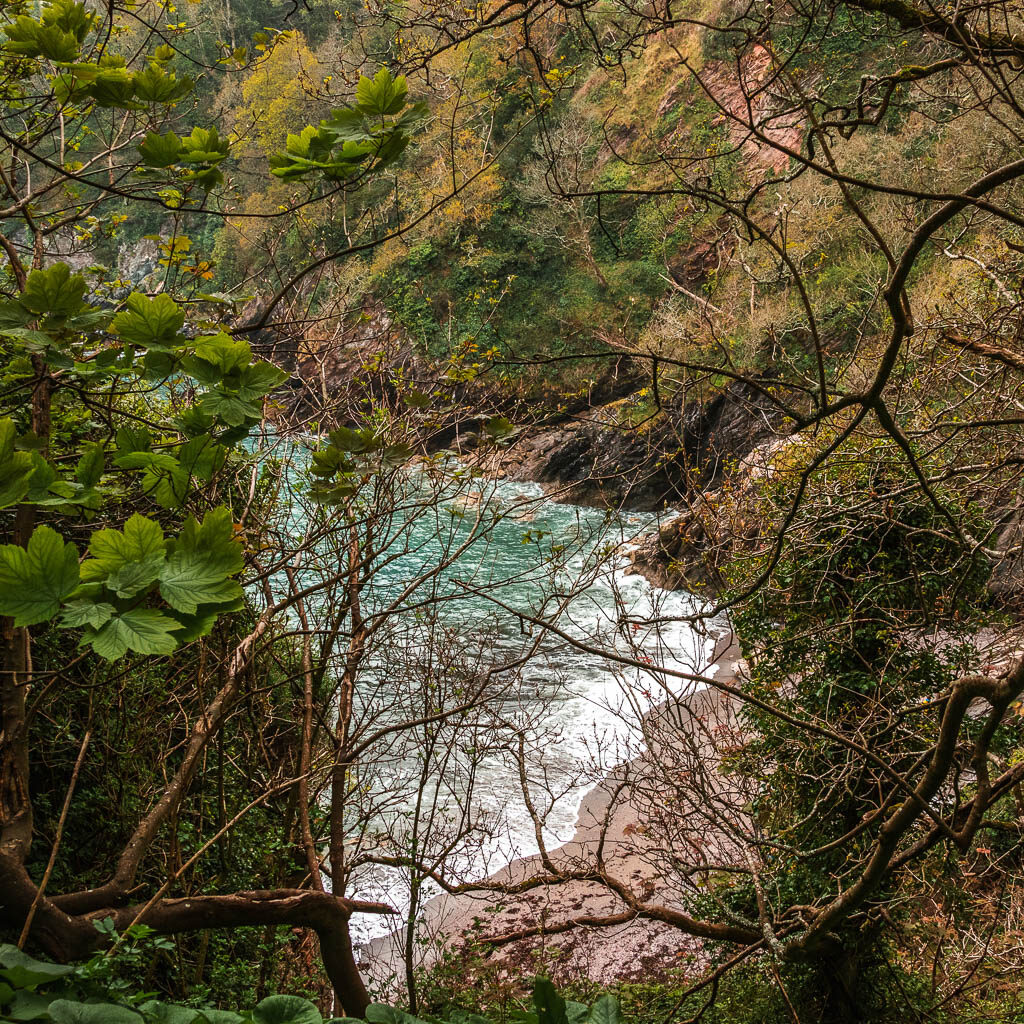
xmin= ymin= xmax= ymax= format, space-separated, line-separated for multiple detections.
xmin=479 ymin=378 xmax=784 ymax=512
xmin=628 ymin=435 xmax=793 ymax=593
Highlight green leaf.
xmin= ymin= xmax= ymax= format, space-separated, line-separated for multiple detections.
xmin=355 ymin=67 xmax=408 ymax=116
xmin=48 ymin=1000 xmax=144 ymax=1024
xmin=251 ymin=995 xmax=323 ymax=1024
xmin=85 ymin=608 xmax=182 ymax=660
xmin=0 ymin=945 xmax=75 ymax=989
xmin=5 ymin=985 xmax=54 ymax=1019
xmin=111 ymin=293 xmax=185 ymax=350
xmin=484 ymin=416 xmax=515 ymax=440
xmin=75 ymin=442 xmax=104 ymax=487
xmin=403 ymin=389 xmax=431 ymax=409
xmin=565 ymin=1004 xmax=588 ymax=1024
xmin=138 ymin=1001 xmax=205 ymax=1024
xmin=59 ymin=600 xmax=115 ymax=629
xmin=197 ymin=391 xmax=259 ymax=427
xmin=363 ymin=1009 xmax=429 ymax=1024
xmin=105 ymin=556 xmax=163 ymax=598
xmin=19 ymin=264 xmax=88 ymax=320
xmin=114 ymin=451 xmax=180 ymax=473
xmin=88 ymin=66 xmax=137 ymax=107
xmin=116 ymin=425 xmax=152 ymax=453
xmin=190 ymin=333 xmax=251 ymax=375
xmin=137 ymin=130 xmax=182 ymax=167
xmin=168 ymin=596 xmax=243 ymax=643
xmin=0 ymin=526 xmax=79 ymax=626
xmin=0 ymin=419 xmax=35 ymax=509
xmin=176 ymin=435 xmax=226 ymax=482
xmin=0 ymin=326 xmax=59 ymax=351
xmin=85 ymin=513 xmax=166 ymax=573
xmin=328 ymin=427 xmax=378 ymax=454
xmin=381 ymin=442 xmax=413 ymax=467
xmin=179 ymin=126 xmax=229 ymax=163
xmin=585 ymin=995 xmax=620 ymax=1024
xmin=133 ymin=66 xmax=193 ymax=104
xmin=533 ymin=979 xmax=568 ymax=1024
xmin=0 ymin=302 xmax=31 ymax=330
xmin=159 ymin=508 xmax=243 ymax=614
xmin=237 ymin=360 xmax=288 ymax=399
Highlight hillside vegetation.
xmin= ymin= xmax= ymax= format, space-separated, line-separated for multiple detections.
xmin=3 ymin=0 xmax=1024 ymax=1021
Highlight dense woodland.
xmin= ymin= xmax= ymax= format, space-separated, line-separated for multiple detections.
xmin=3 ymin=0 xmax=1024 ymax=1020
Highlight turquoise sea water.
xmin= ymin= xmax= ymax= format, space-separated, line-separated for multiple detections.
xmin=286 ymin=471 xmax=712 ymax=946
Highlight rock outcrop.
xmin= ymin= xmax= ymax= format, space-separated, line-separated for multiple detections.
xmin=478 ymin=378 xmax=784 ymax=513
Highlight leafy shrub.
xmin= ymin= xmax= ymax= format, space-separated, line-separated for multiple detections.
xmin=0 ymin=944 xmax=621 ymax=1024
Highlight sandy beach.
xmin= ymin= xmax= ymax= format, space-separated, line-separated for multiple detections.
xmin=362 ymin=631 xmax=747 ymax=992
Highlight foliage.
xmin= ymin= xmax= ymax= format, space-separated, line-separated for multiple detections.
xmin=0 ymin=938 xmax=339 ymax=1023
xmin=0 ymin=949 xmax=625 ymax=1024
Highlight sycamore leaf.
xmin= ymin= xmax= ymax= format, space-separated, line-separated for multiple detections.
xmin=19 ymin=263 xmax=88 ymax=320
xmin=87 ymin=513 xmax=165 ymax=569
xmin=88 ymin=66 xmax=137 ymax=107
xmin=190 ymin=333 xmax=251 ymax=374
xmin=0 ymin=526 xmax=80 ymax=626
xmin=143 ymin=463 xmax=189 ymax=509
xmin=179 ymin=126 xmax=229 ymax=163
xmin=105 ymin=555 xmax=164 ymax=598
xmin=197 ymin=390 xmax=259 ymax=427
xmin=382 ymin=442 xmax=413 ymax=467
xmin=355 ymin=68 xmax=408 ymax=116
xmin=80 ymin=514 xmax=166 ymax=588
xmin=111 ymin=292 xmax=185 ymax=350
xmin=59 ymin=600 xmax=115 ymax=629
xmin=484 ymin=416 xmax=515 ymax=440
xmin=114 ymin=450 xmax=180 ymax=472
xmin=176 ymin=435 xmax=225 ymax=482
xmin=116 ymin=425 xmax=152 ymax=453
xmin=85 ymin=608 xmax=181 ymax=660
xmin=168 ymin=596 xmax=244 ymax=643
xmin=159 ymin=507 xmax=243 ymax=614
xmin=25 ymin=452 xmax=58 ymax=503
xmin=133 ymin=66 xmax=193 ymax=104
xmin=328 ymin=427 xmax=378 ymax=454
xmin=237 ymin=360 xmax=288 ymax=399
xmin=137 ymin=130 xmax=182 ymax=168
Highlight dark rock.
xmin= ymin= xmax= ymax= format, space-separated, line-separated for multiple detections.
xmin=488 ymin=377 xmax=783 ymax=513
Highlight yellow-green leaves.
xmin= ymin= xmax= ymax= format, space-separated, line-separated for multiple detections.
xmin=270 ymin=68 xmax=426 ymax=183
xmin=3 ymin=0 xmax=94 ymax=62
xmin=0 ymin=526 xmax=79 ymax=626
xmin=137 ymin=131 xmax=182 ymax=169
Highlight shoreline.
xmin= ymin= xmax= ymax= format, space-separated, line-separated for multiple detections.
xmin=361 ymin=629 xmax=746 ymax=992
